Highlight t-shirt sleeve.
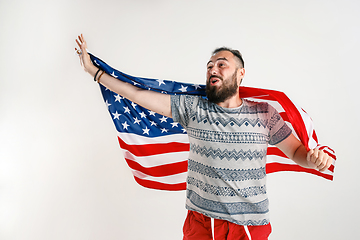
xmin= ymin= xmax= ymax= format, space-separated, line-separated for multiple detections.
xmin=267 ymin=104 xmax=292 ymax=145
xmin=171 ymin=95 xmax=198 ymax=128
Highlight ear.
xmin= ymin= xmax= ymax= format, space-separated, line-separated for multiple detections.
xmin=237 ymin=68 xmax=245 ymax=86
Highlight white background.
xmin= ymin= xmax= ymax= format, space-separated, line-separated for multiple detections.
xmin=1 ymin=0 xmax=359 ymax=239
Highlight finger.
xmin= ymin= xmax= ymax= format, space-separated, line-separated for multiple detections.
xmin=319 ymin=156 xmax=333 ymax=172
xmin=74 ymin=48 xmax=82 ymax=57
xmin=307 ymin=149 xmax=318 ymax=169
xmin=309 ymin=148 xmax=319 ymax=164
xmin=76 ymin=39 xmax=81 ymax=48
xmin=80 ymin=34 xmax=86 ymax=46
xmin=316 ymin=150 xmax=326 ymax=169
xmin=311 ymin=149 xmax=327 ymax=170
xmin=79 ymin=35 xmax=87 ymax=51
xmin=76 ymin=39 xmax=86 ymax=52
xmin=78 ymin=34 xmax=83 ymax=43
xmin=307 ymin=149 xmax=314 ymax=162
xmin=326 ymin=157 xmax=333 ymax=171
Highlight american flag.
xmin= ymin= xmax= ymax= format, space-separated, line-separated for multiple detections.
xmin=89 ymin=53 xmax=336 ymax=191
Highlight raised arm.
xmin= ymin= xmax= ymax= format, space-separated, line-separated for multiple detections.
xmin=75 ymin=34 xmax=172 ymax=117
xmin=275 ymin=133 xmax=333 ymax=172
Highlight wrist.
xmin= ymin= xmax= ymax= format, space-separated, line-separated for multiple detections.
xmin=86 ymin=65 xmax=99 ymax=77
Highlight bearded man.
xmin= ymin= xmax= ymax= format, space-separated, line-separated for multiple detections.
xmin=76 ymin=34 xmax=333 ymax=240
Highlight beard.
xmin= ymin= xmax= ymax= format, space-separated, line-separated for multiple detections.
xmin=206 ymin=71 xmax=239 ymax=104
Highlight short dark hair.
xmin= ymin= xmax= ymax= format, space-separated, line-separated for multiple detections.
xmin=212 ymin=47 xmax=244 ymax=68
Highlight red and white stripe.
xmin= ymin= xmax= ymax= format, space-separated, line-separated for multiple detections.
xmin=240 ymin=86 xmax=336 ymax=180
xmin=118 ymin=132 xmax=189 ymax=190
xmin=116 ymin=87 xmax=336 ymax=190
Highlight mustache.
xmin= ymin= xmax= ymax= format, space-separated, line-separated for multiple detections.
xmin=208 ymin=75 xmax=223 ymax=81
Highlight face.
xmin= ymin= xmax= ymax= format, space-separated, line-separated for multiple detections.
xmin=206 ymin=51 xmax=243 ymax=104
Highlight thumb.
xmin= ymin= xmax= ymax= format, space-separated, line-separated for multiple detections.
xmin=307 ymin=149 xmax=314 ymax=162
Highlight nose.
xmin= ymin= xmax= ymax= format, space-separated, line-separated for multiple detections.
xmin=211 ymin=68 xmax=218 ymax=75
xmin=208 ymin=66 xmax=218 ymax=76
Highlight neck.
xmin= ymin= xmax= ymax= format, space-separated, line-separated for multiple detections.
xmin=216 ymin=93 xmax=243 ymax=108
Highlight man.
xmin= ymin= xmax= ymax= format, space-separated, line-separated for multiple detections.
xmin=75 ymin=34 xmax=333 ymax=240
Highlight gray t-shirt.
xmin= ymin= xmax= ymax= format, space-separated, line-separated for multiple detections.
xmin=171 ymin=95 xmax=292 ymax=226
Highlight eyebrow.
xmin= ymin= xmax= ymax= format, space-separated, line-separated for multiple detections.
xmin=207 ymin=57 xmax=228 ymax=66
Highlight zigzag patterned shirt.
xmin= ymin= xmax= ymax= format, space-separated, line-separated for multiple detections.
xmin=171 ymin=95 xmax=292 ymax=226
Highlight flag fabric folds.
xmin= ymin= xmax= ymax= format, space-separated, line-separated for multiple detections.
xmin=89 ymin=53 xmax=336 ymax=191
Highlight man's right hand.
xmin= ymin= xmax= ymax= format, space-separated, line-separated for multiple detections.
xmin=75 ymin=34 xmax=98 ymax=76
xmin=75 ymin=34 xmax=172 ymax=118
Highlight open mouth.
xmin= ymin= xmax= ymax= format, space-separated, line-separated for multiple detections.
xmin=209 ymin=76 xmax=221 ymax=86
xmin=211 ymin=79 xmax=219 ymax=85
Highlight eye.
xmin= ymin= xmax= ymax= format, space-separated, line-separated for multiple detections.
xmin=217 ymin=61 xmax=227 ymax=68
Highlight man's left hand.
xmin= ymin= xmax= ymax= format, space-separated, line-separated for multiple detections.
xmin=307 ymin=148 xmax=333 ymax=172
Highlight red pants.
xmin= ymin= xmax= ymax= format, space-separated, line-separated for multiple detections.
xmin=183 ymin=211 xmax=271 ymax=240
